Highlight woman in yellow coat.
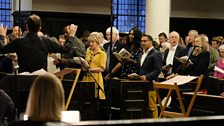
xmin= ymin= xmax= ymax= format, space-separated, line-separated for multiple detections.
xmin=82 ymin=32 xmax=106 ymax=100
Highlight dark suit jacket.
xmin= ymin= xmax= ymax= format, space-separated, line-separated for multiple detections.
xmin=103 ymin=41 xmax=125 ymax=77
xmin=137 ymin=48 xmax=163 ymax=90
xmin=163 ymin=45 xmax=187 ymax=74
xmin=0 ymin=33 xmax=71 ymax=73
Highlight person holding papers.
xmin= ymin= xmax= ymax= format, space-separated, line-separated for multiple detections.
xmin=163 ymin=31 xmax=187 ymax=78
xmin=214 ymin=44 xmax=224 ymax=96
xmin=81 ymin=33 xmax=107 ymax=119
xmin=103 ymin=27 xmax=125 ymax=80
xmin=214 ymin=45 xmax=224 ymax=78
xmin=0 ymin=14 xmax=74 ymax=73
xmin=130 ymin=34 xmax=162 ymax=118
xmin=120 ymin=27 xmax=143 ymax=79
xmin=82 ymin=32 xmax=106 ymax=100
xmin=183 ymin=35 xmax=210 ymax=89
xmin=54 ymin=25 xmax=86 ymax=71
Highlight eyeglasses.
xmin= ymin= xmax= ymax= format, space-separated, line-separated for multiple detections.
xmin=141 ymin=40 xmax=149 ymax=43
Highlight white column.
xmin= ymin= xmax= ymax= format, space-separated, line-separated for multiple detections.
xmin=14 ymin=0 xmax=32 ymax=11
xmin=145 ymin=0 xmax=171 ymax=41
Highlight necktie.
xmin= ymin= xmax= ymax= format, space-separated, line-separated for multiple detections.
xmin=106 ymin=45 xmax=110 ymax=72
xmin=188 ymin=46 xmax=194 ymax=57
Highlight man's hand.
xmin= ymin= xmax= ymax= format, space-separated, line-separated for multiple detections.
xmin=68 ymin=24 xmax=78 ymax=37
xmin=139 ymin=75 xmax=146 ymax=81
xmin=0 ymin=24 xmax=7 ymax=36
xmin=104 ymin=73 xmax=111 ymax=81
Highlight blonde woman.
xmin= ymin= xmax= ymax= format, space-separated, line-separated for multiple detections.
xmin=183 ymin=35 xmax=210 ymax=89
xmin=82 ymin=32 xmax=106 ymax=100
xmin=9 ymin=73 xmax=65 ymax=125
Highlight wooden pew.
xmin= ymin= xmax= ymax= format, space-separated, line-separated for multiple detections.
xmin=108 ymin=79 xmax=150 ymax=119
xmin=183 ymin=92 xmax=224 ymax=116
xmin=208 ymin=76 xmax=224 ymax=95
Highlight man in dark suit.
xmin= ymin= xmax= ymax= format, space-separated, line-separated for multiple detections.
xmin=0 ymin=14 xmax=75 ymax=73
xmin=163 ymin=31 xmax=187 ymax=77
xmin=103 ymin=27 xmax=125 ymax=79
xmin=136 ymin=34 xmax=163 ymax=118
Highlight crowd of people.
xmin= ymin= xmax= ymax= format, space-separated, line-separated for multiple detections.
xmin=0 ymin=13 xmax=224 ymax=124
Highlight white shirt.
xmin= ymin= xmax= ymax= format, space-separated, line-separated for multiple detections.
xmin=141 ymin=47 xmax=153 ymax=66
xmin=166 ymin=44 xmax=178 ymax=65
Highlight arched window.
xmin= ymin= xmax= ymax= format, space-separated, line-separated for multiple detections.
xmin=113 ymin=0 xmax=146 ymax=33
xmin=0 ymin=0 xmax=12 ymax=28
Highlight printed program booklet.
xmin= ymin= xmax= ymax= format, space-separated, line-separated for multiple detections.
xmin=113 ymin=48 xmax=132 ymax=62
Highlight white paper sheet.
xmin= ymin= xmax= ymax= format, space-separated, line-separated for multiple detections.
xmin=160 ymin=75 xmax=197 ymax=85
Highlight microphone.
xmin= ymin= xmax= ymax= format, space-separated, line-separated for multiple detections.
xmin=77 ymin=57 xmax=105 ymax=94
xmin=186 ymin=45 xmax=202 ymax=66
xmin=193 ymin=45 xmax=202 ymax=48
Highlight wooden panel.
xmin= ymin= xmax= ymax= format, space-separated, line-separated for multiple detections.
xmin=183 ymin=93 xmax=224 ymax=116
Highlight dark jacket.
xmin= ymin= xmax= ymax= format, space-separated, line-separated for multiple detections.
xmin=163 ymin=45 xmax=187 ymax=74
xmin=137 ymin=48 xmax=163 ymax=90
xmin=103 ymin=41 xmax=125 ymax=78
xmin=0 ymin=33 xmax=72 ymax=73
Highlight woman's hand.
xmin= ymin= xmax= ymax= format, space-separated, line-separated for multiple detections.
xmin=192 ymin=46 xmax=202 ymax=56
xmin=81 ymin=66 xmax=89 ymax=71
xmin=166 ymin=73 xmax=175 ymax=80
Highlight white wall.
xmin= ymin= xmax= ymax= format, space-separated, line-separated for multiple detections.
xmin=13 ymin=0 xmax=32 ymax=11
xmin=171 ymin=0 xmax=224 ymax=19
xmin=17 ymin=0 xmax=224 ymax=19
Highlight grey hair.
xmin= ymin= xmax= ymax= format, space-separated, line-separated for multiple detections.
xmin=189 ymin=30 xmax=198 ymax=36
xmin=106 ymin=27 xmax=119 ymax=40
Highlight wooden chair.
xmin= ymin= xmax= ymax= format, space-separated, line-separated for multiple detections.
xmin=55 ymin=68 xmax=81 ymax=110
xmin=153 ymin=75 xmax=203 ymax=118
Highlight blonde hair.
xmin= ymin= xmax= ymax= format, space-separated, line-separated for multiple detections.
xmin=219 ymin=44 xmax=224 ymax=51
xmin=198 ymin=35 xmax=208 ymax=51
xmin=212 ymin=36 xmax=223 ymax=45
xmin=25 ymin=73 xmax=65 ymax=122
xmin=193 ymin=35 xmax=208 ymax=55
xmin=88 ymin=32 xmax=100 ymax=44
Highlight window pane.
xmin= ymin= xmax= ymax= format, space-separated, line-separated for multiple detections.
xmin=113 ymin=0 xmax=145 ymax=33
xmin=0 ymin=0 xmax=12 ymax=28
